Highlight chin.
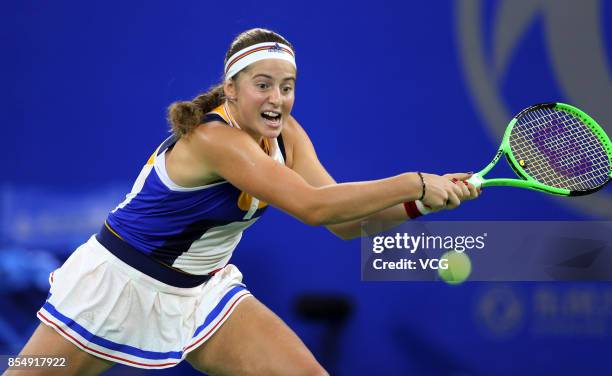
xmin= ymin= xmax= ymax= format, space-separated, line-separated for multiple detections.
xmin=258 ymin=120 xmax=283 ymax=139
xmin=262 ymin=127 xmax=282 ymax=139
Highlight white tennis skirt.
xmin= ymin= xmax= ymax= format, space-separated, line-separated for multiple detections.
xmin=37 ymin=235 xmax=252 ymax=369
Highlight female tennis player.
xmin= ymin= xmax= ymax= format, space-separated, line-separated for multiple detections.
xmin=14 ymin=28 xmax=479 ymax=375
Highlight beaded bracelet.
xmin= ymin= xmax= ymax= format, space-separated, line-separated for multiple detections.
xmin=417 ymin=172 xmax=426 ymax=201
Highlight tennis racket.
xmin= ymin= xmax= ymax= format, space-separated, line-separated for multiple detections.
xmin=466 ymin=102 xmax=611 ymax=196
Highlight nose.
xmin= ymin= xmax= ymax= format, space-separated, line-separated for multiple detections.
xmin=268 ymin=86 xmax=282 ymax=107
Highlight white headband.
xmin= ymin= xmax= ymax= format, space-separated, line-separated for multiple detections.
xmin=224 ymin=42 xmax=296 ymax=80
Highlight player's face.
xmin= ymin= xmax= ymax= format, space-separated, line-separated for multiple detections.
xmin=232 ymin=59 xmax=296 ymax=140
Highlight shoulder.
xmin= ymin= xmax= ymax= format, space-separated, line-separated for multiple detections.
xmin=283 ymin=115 xmax=302 ymax=134
xmin=189 ymin=121 xmax=272 ymax=168
xmin=167 ymin=121 xmax=265 ymax=187
xmin=281 ymin=115 xmax=311 ymax=147
xmin=283 ymin=115 xmax=317 ymax=152
xmin=189 ymin=121 xmax=257 ymax=154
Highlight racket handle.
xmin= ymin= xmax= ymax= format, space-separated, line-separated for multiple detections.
xmin=467 ymin=174 xmax=484 ymax=189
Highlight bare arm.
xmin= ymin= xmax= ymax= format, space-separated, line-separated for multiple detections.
xmin=186 ymin=123 xmax=424 ymax=226
xmin=285 ymin=117 xmax=479 ymax=239
xmin=286 ymin=117 xmax=412 ymax=239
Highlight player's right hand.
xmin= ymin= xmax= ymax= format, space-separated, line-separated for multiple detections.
xmin=443 ymin=172 xmax=481 ymax=201
xmin=419 ymin=173 xmax=468 ymax=210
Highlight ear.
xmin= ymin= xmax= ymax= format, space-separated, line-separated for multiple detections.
xmin=224 ymin=79 xmax=237 ymax=100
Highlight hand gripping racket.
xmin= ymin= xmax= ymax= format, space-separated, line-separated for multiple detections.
xmin=467 ymin=103 xmax=612 ymax=196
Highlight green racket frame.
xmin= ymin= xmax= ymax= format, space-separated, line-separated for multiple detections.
xmin=467 ymin=103 xmax=612 ymax=196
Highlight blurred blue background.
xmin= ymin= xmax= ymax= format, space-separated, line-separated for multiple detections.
xmin=2 ymin=0 xmax=612 ymax=375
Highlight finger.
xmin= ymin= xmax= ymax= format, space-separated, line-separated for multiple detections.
xmin=433 ymin=203 xmax=446 ymax=211
xmin=463 ymin=181 xmax=478 ymax=200
xmin=444 ymin=172 xmax=474 ymax=181
xmin=463 ymin=181 xmax=478 ymax=199
xmin=427 ymin=198 xmax=446 ymax=211
xmin=454 ymin=179 xmax=470 ymax=197
xmin=445 ymin=192 xmax=461 ymax=209
xmin=436 ymin=192 xmax=450 ymax=210
xmin=449 ymin=180 xmax=465 ymax=199
xmin=422 ymin=192 xmax=445 ymax=211
xmin=452 ymin=178 xmax=470 ymax=200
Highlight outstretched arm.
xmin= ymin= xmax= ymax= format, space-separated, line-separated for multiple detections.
xmin=185 ymin=121 xmax=428 ymax=226
xmin=285 ymin=116 xmax=477 ymax=239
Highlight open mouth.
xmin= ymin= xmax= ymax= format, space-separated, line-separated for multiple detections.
xmin=261 ymin=111 xmax=282 ymax=128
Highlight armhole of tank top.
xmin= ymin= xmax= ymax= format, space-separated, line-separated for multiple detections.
xmin=271 ymin=137 xmax=286 ymax=165
xmin=155 ymin=111 xmax=283 ymax=191
xmin=153 ymin=135 xmax=228 ymax=192
xmin=277 ymin=133 xmax=287 ymax=161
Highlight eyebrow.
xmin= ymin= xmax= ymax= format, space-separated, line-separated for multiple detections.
xmin=252 ymin=73 xmax=296 ymax=82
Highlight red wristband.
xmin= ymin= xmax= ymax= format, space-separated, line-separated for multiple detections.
xmin=403 ymin=201 xmax=422 ymax=219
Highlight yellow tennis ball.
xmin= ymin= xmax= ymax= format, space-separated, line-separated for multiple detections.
xmin=438 ymin=250 xmax=472 ymax=285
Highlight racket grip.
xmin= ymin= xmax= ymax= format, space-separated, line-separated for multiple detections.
xmin=467 ymin=174 xmax=484 ymax=189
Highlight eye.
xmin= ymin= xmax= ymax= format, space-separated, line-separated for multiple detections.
xmin=282 ymin=85 xmax=293 ymax=93
xmin=256 ymin=82 xmax=270 ymax=90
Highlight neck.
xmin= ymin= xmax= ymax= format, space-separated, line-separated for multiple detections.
xmin=225 ymin=101 xmax=263 ymax=143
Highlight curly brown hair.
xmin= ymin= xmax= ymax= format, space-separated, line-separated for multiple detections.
xmin=167 ymin=28 xmax=294 ymax=137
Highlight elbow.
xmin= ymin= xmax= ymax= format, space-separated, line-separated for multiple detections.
xmin=300 ymin=201 xmax=338 ymax=227
xmin=294 ymin=189 xmax=333 ymax=227
xmin=300 ymin=209 xmax=327 ymax=227
xmin=297 ymin=203 xmax=360 ymax=240
xmin=303 ymin=214 xmax=359 ymax=240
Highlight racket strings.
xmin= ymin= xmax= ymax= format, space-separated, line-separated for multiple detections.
xmin=509 ymin=108 xmax=610 ymax=191
xmin=517 ymin=110 xmax=607 ymax=190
